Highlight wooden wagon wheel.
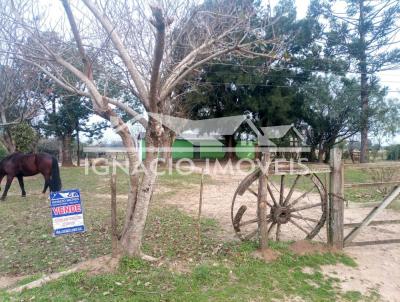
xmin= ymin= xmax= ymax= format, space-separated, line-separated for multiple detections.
xmin=231 ymin=169 xmax=327 ymax=241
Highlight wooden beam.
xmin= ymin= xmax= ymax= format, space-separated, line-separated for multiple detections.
xmin=347 ymin=202 xmax=381 ymax=209
xmin=345 ymin=238 xmax=400 ymax=247
xmin=344 ymin=185 xmax=400 ymax=245
xmin=344 ymin=162 xmax=400 ymax=170
xmin=328 ymin=148 xmax=344 ymax=249
xmin=344 ymin=181 xmax=400 ymax=188
xmin=258 ymin=152 xmax=270 ymax=250
xmin=344 ymin=219 xmax=400 ymax=228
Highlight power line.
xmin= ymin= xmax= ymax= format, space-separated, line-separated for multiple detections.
xmin=204 ymin=62 xmax=400 ymax=78
xmin=187 ymin=80 xmax=400 ymax=94
xmin=198 ymin=64 xmax=400 ymax=84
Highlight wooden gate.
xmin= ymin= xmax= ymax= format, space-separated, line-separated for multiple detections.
xmin=327 ymin=151 xmax=400 ymax=248
xmin=337 ymin=161 xmax=400 ymax=247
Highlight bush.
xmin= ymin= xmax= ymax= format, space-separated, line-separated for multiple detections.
xmin=10 ymin=123 xmax=38 ymax=153
xmin=387 ymin=144 xmax=400 ymax=161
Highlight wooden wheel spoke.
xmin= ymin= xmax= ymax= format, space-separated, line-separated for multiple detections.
xmin=290 ymin=202 xmax=323 ymax=213
xmin=289 ymin=187 xmax=315 ymax=207
xmin=290 ymin=214 xmax=319 ymax=223
xmin=240 ymin=215 xmax=271 ymax=227
xmin=239 ymin=218 xmax=258 ymax=227
xmin=247 ymin=187 xmax=258 ymax=197
xmin=254 ymin=178 xmax=273 ymax=207
xmin=267 ymin=222 xmax=276 ymax=236
xmin=279 ymin=175 xmax=285 ymax=205
xmin=283 ymin=175 xmax=301 ymax=206
xmin=267 ymin=184 xmax=278 ymax=206
xmin=243 ymin=229 xmax=258 ymax=240
xmin=289 ymin=219 xmax=310 ymax=235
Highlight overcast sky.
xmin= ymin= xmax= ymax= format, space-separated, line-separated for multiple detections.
xmin=96 ymin=0 xmax=400 ymax=144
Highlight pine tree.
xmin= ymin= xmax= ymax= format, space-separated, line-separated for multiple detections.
xmin=313 ymin=0 xmax=400 ymax=162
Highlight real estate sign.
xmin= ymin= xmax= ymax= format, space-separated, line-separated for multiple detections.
xmin=50 ymin=189 xmax=85 ymax=236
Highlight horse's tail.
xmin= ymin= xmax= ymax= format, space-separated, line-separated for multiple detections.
xmin=50 ymin=157 xmax=62 ymax=192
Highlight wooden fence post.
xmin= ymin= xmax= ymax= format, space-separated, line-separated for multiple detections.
xmin=110 ymin=173 xmax=118 ymax=256
xmin=197 ymin=169 xmax=204 ymax=246
xmin=258 ymin=152 xmax=270 ymax=250
xmin=328 ymin=148 xmax=344 ymax=249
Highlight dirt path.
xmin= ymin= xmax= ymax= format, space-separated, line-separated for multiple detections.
xmin=0 ymin=276 xmax=26 ymax=290
xmin=164 ymin=168 xmax=400 ymax=302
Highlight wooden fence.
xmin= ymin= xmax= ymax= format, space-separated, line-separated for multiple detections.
xmin=327 ymin=150 xmax=400 ymax=248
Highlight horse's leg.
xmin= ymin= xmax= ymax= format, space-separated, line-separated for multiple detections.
xmin=0 ymin=175 xmax=14 ymax=201
xmin=42 ymin=174 xmax=50 ymax=194
xmin=42 ymin=181 xmax=49 ymax=194
xmin=17 ymin=176 xmax=26 ymax=197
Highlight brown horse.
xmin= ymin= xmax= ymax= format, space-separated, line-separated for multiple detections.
xmin=0 ymin=152 xmax=62 ymax=200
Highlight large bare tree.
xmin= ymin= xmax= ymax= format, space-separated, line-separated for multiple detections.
xmin=1 ymin=0 xmax=282 ymax=258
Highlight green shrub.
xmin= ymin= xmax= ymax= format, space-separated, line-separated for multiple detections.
xmin=10 ymin=122 xmax=38 ymax=153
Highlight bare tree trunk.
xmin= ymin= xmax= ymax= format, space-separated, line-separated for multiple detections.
xmin=224 ymin=135 xmax=237 ymax=161
xmin=318 ymin=144 xmax=325 ymax=163
xmin=119 ymin=124 xmax=159 ymax=256
xmin=0 ymin=110 xmax=15 ymax=153
xmin=61 ymin=134 xmax=74 ymax=167
xmin=323 ymin=145 xmax=331 ymax=164
xmin=360 ymin=67 xmax=369 ymax=163
xmin=159 ymin=129 xmax=174 ymax=166
xmin=360 ymin=115 xmax=369 ymax=163
xmin=309 ymin=145 xmax=317 ymax=162
xmin=359 ymin=0 xmax=369 ymax=163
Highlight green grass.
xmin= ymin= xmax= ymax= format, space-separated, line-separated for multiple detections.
xmin=157 ymin=169 xmax=213 ymax=188
xmin=0 ymin=239 xmax=375 ymax=302
xmin=0 ymin=166 xmax=380 ymax=301
xmin=344 ymin=167 xmax=400 ymax=206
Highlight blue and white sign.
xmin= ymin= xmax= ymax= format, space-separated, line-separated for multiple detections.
xmin=50 ymin=189 xmax=85 ymax=236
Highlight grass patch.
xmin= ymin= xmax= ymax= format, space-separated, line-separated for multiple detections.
xmin=1 ymin=236 xmax=369 ymax=302
xmin=344 ymin=166 xmax=400 ymax=205
xmin=158 ymin=169 xmax=213 ymax=188
xmin=143 ymin=206 xmax=219 ymax=259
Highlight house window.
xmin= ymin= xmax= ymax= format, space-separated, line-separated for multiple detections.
xmin=289 ymin=136 xmax=299 ymax=147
